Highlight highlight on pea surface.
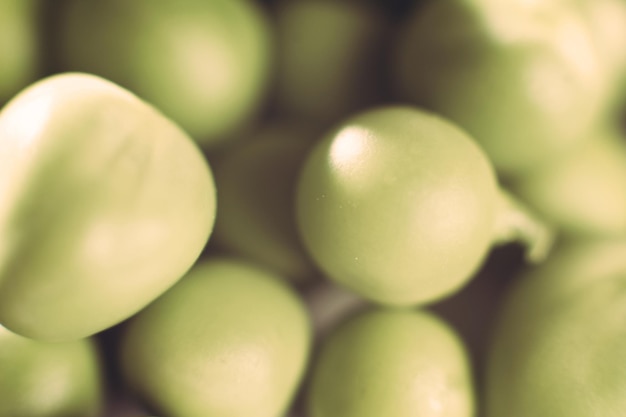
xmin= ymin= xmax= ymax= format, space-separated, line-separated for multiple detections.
xmin=1 ymin=0 xmax=625 ymax=416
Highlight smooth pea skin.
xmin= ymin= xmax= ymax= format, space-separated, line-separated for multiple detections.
xmin=296 ymin=106 xmax=498 ymax=306
xmin=274 ymin=0 xmax=389 ymax=126
xmin=393 ymin=0 xmax=610 ymax=176
xmin=511 ymin=127 xmax=626 ymax=237
xmin=211 ymin=123 xmax=319 ymax=283
xmin=120 ymin=258 xmax=311 ymax=417
xmin=487 ymin=239 xmax=626 ymax=417
xmin=0 ymin=73 xmax=216 ymax=341
xmin=58 ymin=0 xmax=272 ymax=147
xmin=309 ymin=308 xmax=475 ymax=417
xmin=0 ymin=325 xmax=103 ymax=417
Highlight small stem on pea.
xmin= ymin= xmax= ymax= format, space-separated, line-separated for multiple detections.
xmin=492 ymin=188 xmax=555 ymax=263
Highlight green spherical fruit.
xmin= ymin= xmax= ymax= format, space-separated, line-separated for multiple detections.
xmin=0 ymin=73 xmax=216 ymax=341
xmin=296 ymin=106 xmax=498 ymax=306
xmin=512 ymin=128 xmax=626 ymax=237
xmin=0 ymin=325 xmax=103 ymax=417
xmin=274 ymin=0 xmax=389 ymax=125
xmin=212 ymin=123 xmax=318 ymax=283
xmin=0 ymin=0 xmax=39 ymax=104
xmin=308 ymin=308 xmax=475 ymax=417
xmin=486 ymin=239 xmax=626 ymax=417
xmin=120 ymin=258 xmax=311 ymax=417
xmin=58 ymin=0 xmax=272 ymax=147
xmin=393 ymin=0 xmax=609 ymax=176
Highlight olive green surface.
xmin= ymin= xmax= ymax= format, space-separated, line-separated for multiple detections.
xmin=0 ymin=73 xmax=216 ymax=341
xmin=274 ymin=0 xmax=389 ymax=126
xmin=212 ymin=123 xmax=318 ymax=283
xmin=486 ymin=239 xmax=626 ymax=417
xmin=512 ymin=127 xmax=626 ymax=237
xmin=120 ymin=258 xmax=311 ymax=417
xmin=309 ymin=308 xmax=475 ymax=417
xmin=0 ymin=0 xmax=39 ymax=104
xmin=58 ymin=0 xmax=272 ymax=147
xmin=393 ymin=0 xmax=611 ymax=176
xmin=0 ymin=325 xmax=103 ymax=417
xmin=296 ymin=106 xmax=498 ymax=306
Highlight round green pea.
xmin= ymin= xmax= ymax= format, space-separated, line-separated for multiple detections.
xmin=57 ymin=0 xmax=272 ymax=147
xmin=309 ymin=308 xmax=475 ymax=417
xmin=274 ymin=0 xmax=389 ymax=125
xmin=0 ymin=73 xmax=216 ymax=341
xmin=511 ymin=128 xmax=626 ymax=237
xmin=296 ymin=106 xmax=498 ymax=306
xmin=120 ymin=258 xmax=311 ymax=417
xmin=487 ymin=239 xmax=626 ymax=417
xmin=393 ymin=0 xmax=610 ymax=176
xmin=211 ymin=123 xmax=319 ymax=283
xmin=0 ymin=325 xmax=103 ymax=417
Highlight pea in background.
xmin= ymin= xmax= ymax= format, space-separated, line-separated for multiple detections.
xmin=1 ymin=0 xmax=626 ymax=417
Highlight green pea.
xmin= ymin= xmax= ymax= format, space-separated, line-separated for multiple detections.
xmin=0 ymin=73 xmax=216 ymax=341
xmin=296 ymin=106 xmax=552 ymax=306
xmin=0 ymin=0 xmax=40 ymax=104
xmin=211 ymin=123 xmax=319 ymax=283
xmin=309 ymin=308 xmax=475 ymax=417
xmin=119 ymin=258 xmax=311 ymax=417
xmin=0 ymin=325 xmax=103 ymax=417
xmin=511 ymin=127 xmax=626 ymax=237
xmin=274 ymin=0 xmax=389 ymax=126
xmin=393 ymin=0 xmax=611 ymax=176
xmin=486 ymin=239 xmax=626 ymax=417
xmin=57 ymin=0 xmax=272 ymax=147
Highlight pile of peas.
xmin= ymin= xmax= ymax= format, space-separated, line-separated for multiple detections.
xmin=1 ymin=0 xmax=626 ymax=416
